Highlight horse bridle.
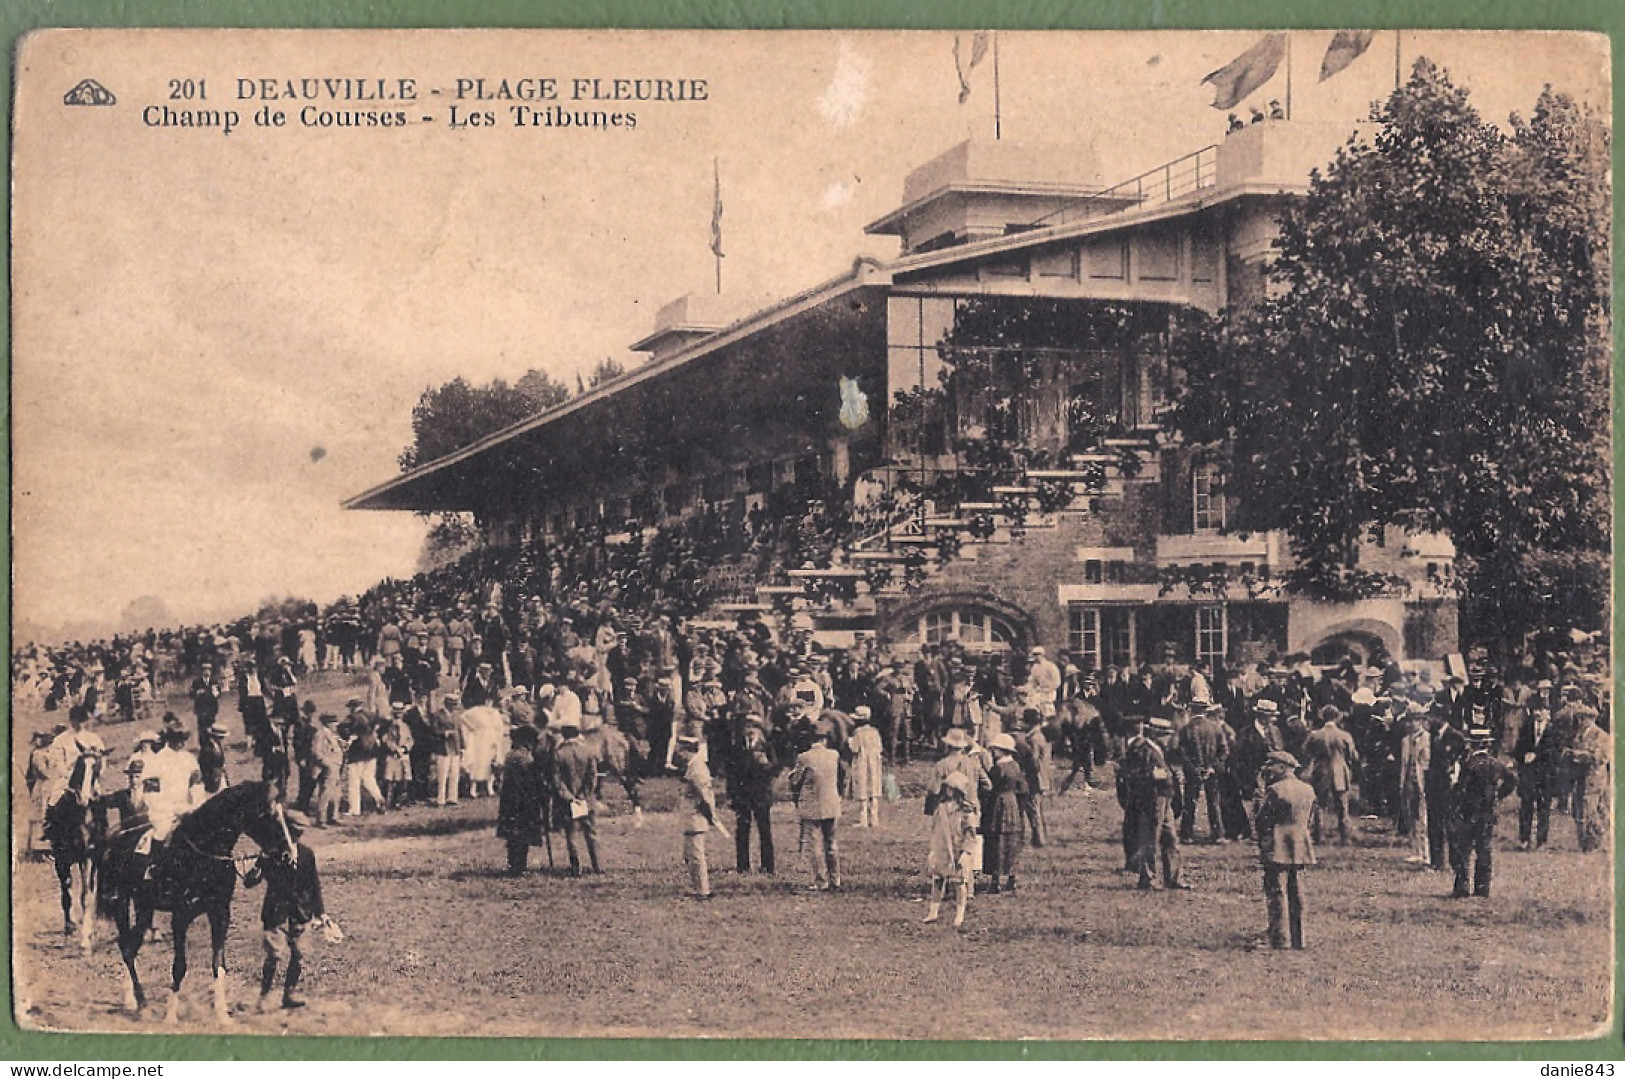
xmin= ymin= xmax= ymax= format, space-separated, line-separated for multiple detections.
xmin=170 ymin=795 xmax=296 ymax=882
xmin=174 ymin=831 xmax=260 ymax=883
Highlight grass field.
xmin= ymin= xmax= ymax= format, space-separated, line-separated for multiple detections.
xmin=10 ymin=673 xmax=1613 ymax=1041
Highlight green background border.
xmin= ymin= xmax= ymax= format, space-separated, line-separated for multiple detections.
xmin=2 ymin=0 xmax=1620 ymax=1062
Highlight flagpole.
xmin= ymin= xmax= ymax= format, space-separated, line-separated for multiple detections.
xmin=1285 ymin=32 xmax=1293 ymax=119
xmin=992 ymin=31 xmax=1002 ymax=141
xmin=712 ymin=157 xmax=722 ymax=295
xmin=1394 ymin=29 xmax=1402 ymax=91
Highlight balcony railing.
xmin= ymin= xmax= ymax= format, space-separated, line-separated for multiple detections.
xmin=1029 ymin=145 xmax=1219 ymax=231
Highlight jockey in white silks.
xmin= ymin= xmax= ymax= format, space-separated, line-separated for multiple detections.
xmin=137 ymin=729 xmax=203 ymax=843
xmin=126 ymin=730 xmax=163 ymax=784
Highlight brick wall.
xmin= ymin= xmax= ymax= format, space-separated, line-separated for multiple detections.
xmin=876 ymin=473 xmax=1169 ymax=652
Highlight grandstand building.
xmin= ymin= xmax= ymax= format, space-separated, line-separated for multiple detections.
xmin=346 ymin=121 xmax=1459 ymax=669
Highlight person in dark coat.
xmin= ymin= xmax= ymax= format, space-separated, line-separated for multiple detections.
xmin=265 ymin=655 xmax=300 ymax=727
xmin=983 ymin=733 xmax=1029 ymax=893
xmin=189 ymin=663 xmax=221 ymax=742
xmin=645 ymin=671 xmax=679 ymax=775
xmin=197 ymin=723 xmax=229 ymax=794
xmin=495 ymin=725 xmax=545 ymax=875
xmin=1255 ymin=751 xmax=1315 ymax=950
xmin=1117 ymin=716 xmax=1187 ymax=890
xmin=1226 ymin=699 xmax=1284 ymax=840
xmin=245 ymin=811 xmax=327 ymax=1011
xmin=727 ymin=717 xmax=778 ymax=874
xmin=461 ymin=660 xmax=500 ymax=709
xmin=1448 ymin=726 xmax=1517 ymax=898
xmin=1178 ymin=702 xmax=1232 ymax=844
xmin=236 ymin=658 xmax=271 ymax=759
xmin=551 ymin=717 xmax=602 ymax=876
xmin=1425 ymin=709 xmax=1468 ymax=870
xmin=1513 ymin=698 xmax=1557 ymax=849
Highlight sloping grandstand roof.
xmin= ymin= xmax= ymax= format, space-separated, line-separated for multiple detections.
xmin=346 ymin=128 xmax=1320 ymax=514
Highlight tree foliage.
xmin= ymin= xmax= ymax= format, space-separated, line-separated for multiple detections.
xmin=587 ymin=357 xmax=627 ymax=389
xmin=1169 ymin=61 xmax=1610 ymax=640
xmin=399 ymin=369 xmax=572 ymax=472
xmin=255 ymin=596 xmax=317 ymax=623
xmin=417 ymin=512 xmax=481 ymax=574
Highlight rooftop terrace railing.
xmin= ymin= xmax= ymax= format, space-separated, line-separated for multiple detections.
xmin=1028 ymin=144 xmax=1218 ymax=231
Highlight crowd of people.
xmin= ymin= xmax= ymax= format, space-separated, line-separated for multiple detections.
xmin=18 ymin=530 xmax=1614 ymax=982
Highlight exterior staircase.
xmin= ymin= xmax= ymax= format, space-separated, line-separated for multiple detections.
xmin=708 ymin=429 xmax=1163 ymax=634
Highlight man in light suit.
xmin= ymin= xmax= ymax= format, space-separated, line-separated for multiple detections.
xmin=1301 ymin=705 xmax=1359 ymax=843
xmin=787 ymin=728 xmax=844 ymax=891
xmin=1255 ymin=750 xmax=1316 ymax=950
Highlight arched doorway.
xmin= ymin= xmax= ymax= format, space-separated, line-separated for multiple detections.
xmin=1307 ymin=618 xmax=1402 ymax=667
xmin=885 ymin=591 xmax=1037 ymax=656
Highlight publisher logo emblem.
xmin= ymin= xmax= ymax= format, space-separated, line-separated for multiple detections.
xmin=63 ymin=79 xmax=116 ymax=106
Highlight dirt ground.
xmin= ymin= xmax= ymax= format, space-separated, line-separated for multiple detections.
xmin=10 ymin=673 xmax=1613 ymax=1041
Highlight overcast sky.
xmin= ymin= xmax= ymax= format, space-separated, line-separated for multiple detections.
xmin=12 ymin=29 xmax=1609 ymax=636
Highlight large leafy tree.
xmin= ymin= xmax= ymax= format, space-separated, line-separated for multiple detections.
xmin=1170 ymin=61 xmax=1610 ymax=645
xmin=398 ymin=369 xmax=572 ymax=471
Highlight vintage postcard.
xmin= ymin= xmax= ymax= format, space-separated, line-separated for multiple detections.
xmin=10 ymin=29 xmax=1612 ymax=1040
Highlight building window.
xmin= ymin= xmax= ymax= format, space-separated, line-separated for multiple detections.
xmin=922 ymin=610 xmax=956 ymax=646
xmin=914 ymin=606 xmax=1018 ymax=651
xmin=1193 ymin=460 xmax=1224 ymax=533
xmin=1195 ymin=605 xmax=1227 ymax=667
xmin=1084 ymin=559 xmax=1104 ymax=584
xmin=1069 ymin=607 xmax=1102 ymax=670
xmin=1104 ymin=610 xmax=1134 ymax=668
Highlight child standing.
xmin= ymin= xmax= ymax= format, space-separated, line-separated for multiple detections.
xmin=924 ymin=771 xmax=978 ymax=927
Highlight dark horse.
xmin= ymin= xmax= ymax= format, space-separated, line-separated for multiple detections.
xmin=96 ymin=781 xmax=293 ymax=1023
xmin=42 ymin=750 xmax=104 ymax=954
